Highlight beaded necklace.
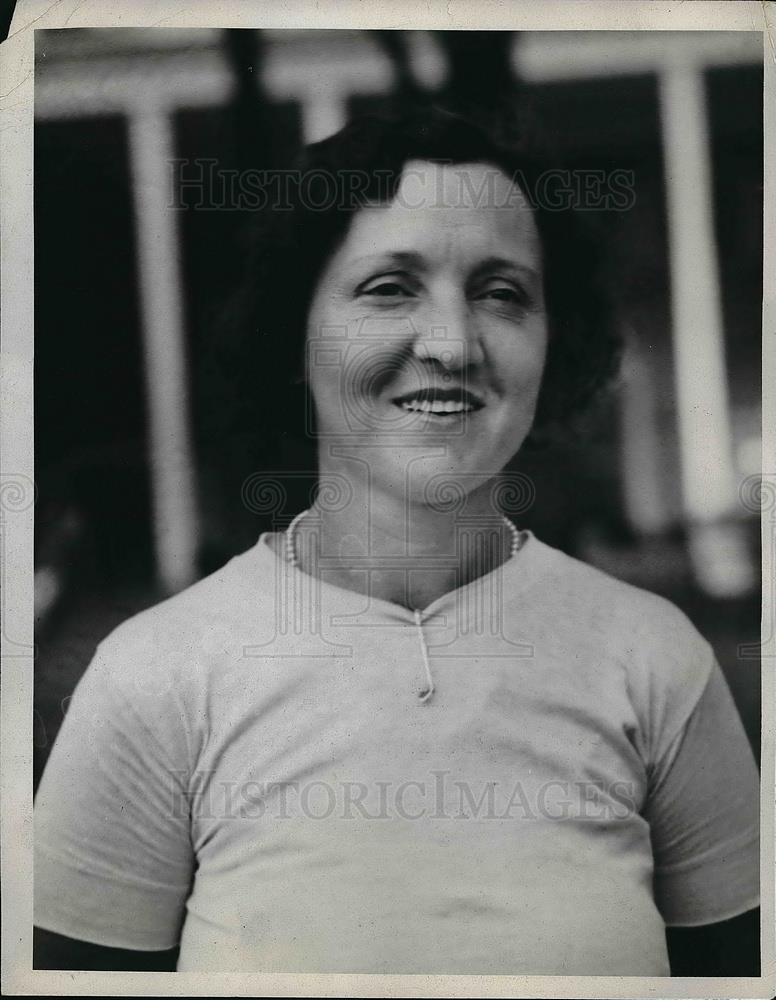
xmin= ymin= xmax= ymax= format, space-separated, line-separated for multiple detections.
xmin=284 ymin=508 xmax=524 ymax=567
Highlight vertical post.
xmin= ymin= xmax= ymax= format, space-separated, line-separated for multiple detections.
xmin=658 ymin=63 xmax=753 ymax=596
xmin=618 ymin=335 xmax=672 ymax=535
xmin=300 ymin=91 xmax=346 ymax=143
xmin=127 ymin=106 xmax=199 ymax=593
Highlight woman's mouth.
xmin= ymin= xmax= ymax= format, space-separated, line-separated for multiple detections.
xmin=390 ymin=387 xmax=485 ymax=418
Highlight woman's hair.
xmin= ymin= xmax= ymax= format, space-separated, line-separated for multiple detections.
xmin=212 ymin=106 xmax=621 ymax=467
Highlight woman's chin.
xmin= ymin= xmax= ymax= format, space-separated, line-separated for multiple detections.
xmin=373 ymin=456 xmax=499 ymax=509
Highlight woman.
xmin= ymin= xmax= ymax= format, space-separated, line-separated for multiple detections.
xmin=34 ymin=109 xmax=759 ymax=975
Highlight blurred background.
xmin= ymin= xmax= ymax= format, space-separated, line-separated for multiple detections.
xmin=33 ymin=28 xmax=763 ymax=789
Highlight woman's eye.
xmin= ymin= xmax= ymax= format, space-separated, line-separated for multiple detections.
xmin=365 ymin=282 xmax=407 ymax=297
xmin=476 ymin=284 xmax=525 ymax=304
xmin=472 ymin=282 xmax=533 ymax=317
xmin=357 ymin=272 xmax=418 ymax=299
xmin=360 ymin=280 xmax=413 ymax=298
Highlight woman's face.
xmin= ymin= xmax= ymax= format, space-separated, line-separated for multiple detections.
xmin=306 ymin=160 xmax=548 ymax=502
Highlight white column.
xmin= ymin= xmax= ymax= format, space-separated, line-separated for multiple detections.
xmin=618 ymin=335 xmax=672 ymax=535
xmin=300 ymin=91 xmax=347 ymax=144
xmin=658 ymin=64 xmax=753 ymax=596
xmin=127 ymin=106 xmax=199 ymax=593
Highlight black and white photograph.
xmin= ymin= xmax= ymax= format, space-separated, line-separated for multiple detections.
xmin=1 ymin=1 xmax=773 ymax=995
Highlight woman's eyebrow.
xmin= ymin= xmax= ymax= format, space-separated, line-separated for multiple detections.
xmin=350 ymin=251 xmax=427 ymax=272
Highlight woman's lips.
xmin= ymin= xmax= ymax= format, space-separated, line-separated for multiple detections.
xmin=390 ymin=386 xmax=485 ymax=417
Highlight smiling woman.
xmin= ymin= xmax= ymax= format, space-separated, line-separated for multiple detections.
xmin=295 ymin=157 xmax=548 ymax=610
xmin=33 ymin=108 xmax=759 ymax=976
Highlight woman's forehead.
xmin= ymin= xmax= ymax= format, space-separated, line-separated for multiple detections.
xmin=338 ymin=160 xmax=541 ymax=270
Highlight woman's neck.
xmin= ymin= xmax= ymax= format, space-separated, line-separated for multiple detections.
xmin=287 ymin=475 xmax=516 ymax=611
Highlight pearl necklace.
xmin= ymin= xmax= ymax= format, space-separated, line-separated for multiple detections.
xmin=285 ymin=508 xmax=525 ymax=568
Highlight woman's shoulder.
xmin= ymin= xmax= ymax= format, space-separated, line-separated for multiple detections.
xmin=93 ymin=535 xmax=279 ymax=687
xmin=523 ymin=535 xmax=716 ymax=736
xmin=525 ymin=533 xmax=709 ymax=650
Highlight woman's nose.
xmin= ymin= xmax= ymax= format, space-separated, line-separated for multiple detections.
xmin=410 ymin=294 xmax=485 ymax=370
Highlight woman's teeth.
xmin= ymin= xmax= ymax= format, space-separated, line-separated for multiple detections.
xmin=399 ymin=399 xmax=474 ymax=414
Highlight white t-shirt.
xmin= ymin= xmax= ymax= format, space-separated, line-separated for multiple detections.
xmin=34 ymin=531 xmax=760 ymax=974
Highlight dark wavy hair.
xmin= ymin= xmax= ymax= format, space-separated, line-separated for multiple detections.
xmin=210 ymin=107 xmax=620 ymax=472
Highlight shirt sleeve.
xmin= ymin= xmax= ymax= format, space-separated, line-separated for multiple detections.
xmin=34 ymin=630 xmax=196 ymax=951
xmin=644 ymin=657 xmax=760 ymax=927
